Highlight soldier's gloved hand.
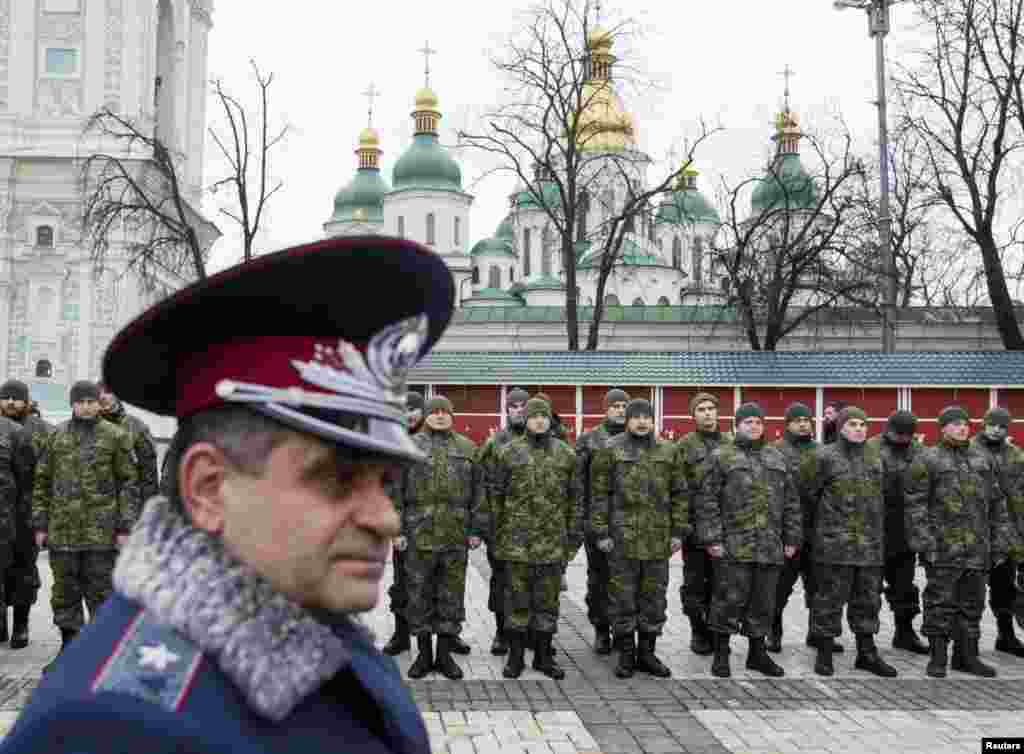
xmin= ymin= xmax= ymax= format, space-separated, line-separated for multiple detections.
xmin=468 ymin=536 xmax=481 ymax=549
xmin=394 ymin=536 xmax=408 ymax=552
xmin=706 ymin=543 xmax=723 ymax=559
xmin=783 ymin=545 xmax=798 ymax=559
xmin=597 ymin=537 xmax=614 ymax=553
xmin=670 ymin=537 xmax=683 ymax=555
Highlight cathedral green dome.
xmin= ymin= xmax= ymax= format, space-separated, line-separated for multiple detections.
xmin=751 ymin=153 xmax=819 ymax=215
xmin=331 ymin=168 xmax=389 ymax=223
xmin=656 ymin=187 xmax=719 ymax=225
xmin=579 ymin=238 xmax=663 ymax=269
xmin=496 ymin=215 xmax=515 ymax=240
xmin=392 ymin=134 xmax=462 ymax=191
xmin=512 ymin=181 xmax=561 ymax=211
xmin=470 ymin=237 xmax=516 ymax=259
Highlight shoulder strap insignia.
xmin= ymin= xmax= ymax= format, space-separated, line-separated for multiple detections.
xmin=92 ymin=609 xmax=204 ymax=713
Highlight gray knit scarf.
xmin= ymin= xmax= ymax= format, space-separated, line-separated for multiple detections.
xmin=113 ymin=496 xmax=360 ymax=722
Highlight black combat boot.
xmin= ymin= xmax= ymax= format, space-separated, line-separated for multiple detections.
xmin=383 ymin=615 xmax=411 ymax=656
xmin=854 ymin=634 xmax=898 ymax=677
xmin=594 ymin=624 xmax=613 ymax=655
xmin=9 ymin=606 xmax=30 ymax=650
xmin=995 ymin=614 xmax=1024 ymax=657
xmin=450 ymin=634 xmax=471 ymax=656
xmin=814 ymin=640 xmax=834 ymax=676
xmin=614 ymin=632 xmax=636 ymax=679
xmin=503 ymin=631 xmax=526 ymax=679
xmin=490 ymin=613 xmax=509 ymax=656
xmin=688 ymin=612 xmax=713 ymax=656
xmin=434 ymin=635 xmax=464 ymax=680
xmin=746 ymin=636 xmax=785 ymax=677
xmin=892 ymin=614 xmax=929 ymax=655
xmin=767 ymin=613 xmax=783 ymax=653
xmin=407 ymin=634 xmax=434 ymax=679
xmin=711 ymin=632 xmax=731 ymax=678
xmin=532 ymin=633 xmax=565 ymax=680
xmin=926 ymin=636 xmax=948 ymax=678
xmin=635 ymin=632 xmax=672 ymax=678
xmin=806 ymin=615 xmax=843 ymax=652
xmin=953 ymin=635 xmax=997 ymax=677
xmin=0 ymin=607 xmax=8 ymax=643
xmin=42 ymin=628 xmax=78 ymax=675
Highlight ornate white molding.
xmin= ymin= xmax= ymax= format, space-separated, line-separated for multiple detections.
xmin=104 ymin=0 xmax=124 ymax=111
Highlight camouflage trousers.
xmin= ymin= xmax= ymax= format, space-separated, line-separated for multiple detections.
xmin=680 ymin=535 xmax=715 ymax=619
xmin=3 ymin=534 xmax=41 ymax=607
xmin=49 ymin=549 xmax=117 ymax=630
xmin=922 ymin=566 xmax=986 ymax=640
xmin=608 ymin=556 xmax=669 ymax=636
xmin=584 ymin=532 xmax=612 ymax=627
xmin=486 ymin=541 xmax=506 ymax=616
xmin=810 ymin=564 xmax=882 ymax=638
xmin=388 ymin=547 xmax=408 ymax=619
xmin=504 ymin=562 xmax=561 ymax=634
xmin=405 ymin=547 xmax=467 ymax=636
xmin=883 ymin=551 xmax=921 ymax=619
xmin=989 ymin=559 xmax=1018 ymax=617
xmin=707 ymin=561 xmax=781 ymax=638
xmin=775 ymin=545 xmax=817 ymax=613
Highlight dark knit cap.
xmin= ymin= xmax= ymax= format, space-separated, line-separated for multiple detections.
xmin=406 ymin=391 xmax=424 ymax=411
xmin=735 ymin=402 xmax=764 ymax=423
xmin=70 ymin=381 xmax=100 ymax=405
xmin=886 ymin=410 xmax=918 ymax=435
xmin=984 ymin=407 xmax=1012 ymax=428
xmin=507 ymin=387 xmax=530 ymax=404
xmin=784 ymin=402 xmax=812 ymax=422
xmin=525 ymin=398 xmax=551 ymax=418
xmin=625 ymin=398 xmax=653 ymax=420
xmin=938 ymin=405 xmax=969 ymax=427
xmin=605 ymin=388 xmax=631 ymax=407
xmin=836 ymin=406 xmax=867 ymax=429
xmin=0 ymin=380 xmax=29 ymax=402
xmin=424 ymin=396 xmax=454 ymax=415
xmin=690 ymin=392 xmax=719 ymax=414
xmin=826 ymin=400 xmax=847 ymax=411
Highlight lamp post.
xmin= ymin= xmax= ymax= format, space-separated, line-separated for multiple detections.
xmin=835 ymin=0 xmax=898 ymax=353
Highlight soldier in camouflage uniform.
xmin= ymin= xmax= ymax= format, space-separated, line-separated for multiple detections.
xmin=804 ymin=407 xmax=897 ymax=678
xmin=0 ymin=398 xmax=37 ymax=653
xmin=770 ymin=402 xmax=835 ymax=654
xmin=698 ymin=402 xmax=801 ymax=678
xmin=487 ymin=398 xmax=581 ymax=679
xmin=867 ymin=410 xmax=929 ymax=655
xmin=971 ymin=407 xmax=1024 ymax=657
xmin=591 ymin=399 xmax=685 ymax=678
xmin=822 ymin=400 xmax=846 ymax=445
xmin=905 ymin=406 xmax=1013 ymax=678
xmin=32 ymin=381 xmax=140 ymax=673
xmin=676 ymin=391 xmax=731 ymax=656
xmin=383 ymin=390 xmax=425 ymax=657
xmin=476 ymin=386 xmax=529 ymax=655
xmin=576 ymin=387 xmax=629 ymax=655
xmin=0 ymin=380 xmax=52 ymax=648
xmin=98 ymin=383 xmax=159 ymax=512
xmin=394 ymin=396 xmax=482 ymax=680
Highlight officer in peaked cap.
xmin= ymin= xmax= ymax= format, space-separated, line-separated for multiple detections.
xmin=3 ymin=236 xmax=453 ymax=754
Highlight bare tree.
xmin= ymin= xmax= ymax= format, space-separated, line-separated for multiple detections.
xmin=209 ymin=60 xmax=290 ymax=263
xmin=893 ymin=0 xmax=1024 ymax=349
xmin=457 ymin=0 xmax=716 ymax=350
xmin=81 ymin=108 xmax=216 ymax=286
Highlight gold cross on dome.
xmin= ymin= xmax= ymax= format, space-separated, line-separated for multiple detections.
xmin=419 ymin=41 xmax=437 ymax=87
xmin=780 ymin=64 xmax=796 ymax=110
xmin=362 ymin=83 xmax=381 ymax=128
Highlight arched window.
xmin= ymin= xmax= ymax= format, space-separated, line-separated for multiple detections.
xmin=523 ymin=228 xmax=532 ymax=276
xmin=397 ymin=216 xmax=405 ymax=238
xmin=576 ymin=190 xmax=589 ymax=240
xmin=509 ymin=267 xmax=514 ymax=282
xmin=426 ymin=213 xmax=436 ymax=246
xmin=36 ymin=225 xmax=54 ymax=248
xmin=632 ymin=297 xmax=645 ymax=306
xmin=541 ymin=227 xmax=552 ymax=276
xmin=624 ymin=213 xmax=635 ymax=233
xmin=604 ymin=294 xmax=619 ymax=306
xmin=672 ymin=237 xmax=682 ymax=269
xmin=658 ymin=296 xmax=670 ymax=306
xmin=488 ymin=266 xmax=501 ymax=289
xmin=35 ymin=359 xmax=52 ymax=378
xmin=454 ymin=217 xmax=461 ymax=246
xmin=721 ymin=277 xmax=730 ymax=292
xmin=472 ymin=266 xmax=480 ymax=284
xmin=692 ymin=235 xmax=704 ymax=287
xmin=647 ymin=214 xmax=656 ymax=241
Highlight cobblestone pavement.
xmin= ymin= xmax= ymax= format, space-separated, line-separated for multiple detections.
xmin=0 ymin=549 xmax=1022 ymax=752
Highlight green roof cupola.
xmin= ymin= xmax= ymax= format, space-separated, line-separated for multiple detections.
xmin=751 ymin=77 xmax=818 ymax=215
xmin=327 ymin=87 xmax=390 ymax=227
xmin=655 ymin=165 xmax=720 ymax=225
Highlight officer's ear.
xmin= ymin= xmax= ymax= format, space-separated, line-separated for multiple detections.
xmin=178 ymin=442 xmax=231 ymax=535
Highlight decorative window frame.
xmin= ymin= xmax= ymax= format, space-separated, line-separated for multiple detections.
xmin=40 ymin=45 xmax=83 ymax=80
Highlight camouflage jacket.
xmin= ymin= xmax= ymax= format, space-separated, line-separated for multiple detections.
xmin=475 ymin=424 xmax=526 ymax=540
xmin=0 ymin=417 xmax=36 ymax=548
xmin=971 ymin=435 xmax=1024 ymax=560
xmin=104 ymin=406 xmax=159 ymax=509
xmin=590 ymin=433 xmax=688 ymax=560
xmin=696 ymin=438 xmax=801 ymax=564
xmin=485 ymin=433 xmax=581 ymax=564
xmin=575 ymin=420 xmax=626 ymax=527
xmin=397 ymin=429 xmax=482 ymax=551
xmin=18 ymin=414 xmax=54 ymax=463
xmin=32 ymin=417 xmax=140 ymax=550
xmin=774 ymin=433 xmax=819 ymax=542
xmin=904 ymin=437 xmax=1013 ymax=569
xmin=867 ymin=434 xmax=924 ymax=557
xmin=676 ymin=430 xmax=732 ymax=543
xmin=801 ymin=438 xmax=886 ymax=565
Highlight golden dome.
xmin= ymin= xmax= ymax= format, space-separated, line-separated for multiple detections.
xmin=358 ymin=127 xmax=381 ymax=148
xmin=573 ymin=79 xmax=636 ymax=151
xmin=414 ymin=86 xmax=440 ymax=112
xmin=587 ymin=25 xmax=614 ymax=51
xmin=775 ymin=107 xmax=800 ymax=135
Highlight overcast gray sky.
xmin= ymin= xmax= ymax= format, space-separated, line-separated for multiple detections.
xmin=201 ymin=1 xmax=921 ymax=273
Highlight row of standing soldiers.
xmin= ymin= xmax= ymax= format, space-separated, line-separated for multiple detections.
xmin=381 ymin=388 xmax=1024 ymax=681
xmin=0 ymin=379 xmax=157 ymax=672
